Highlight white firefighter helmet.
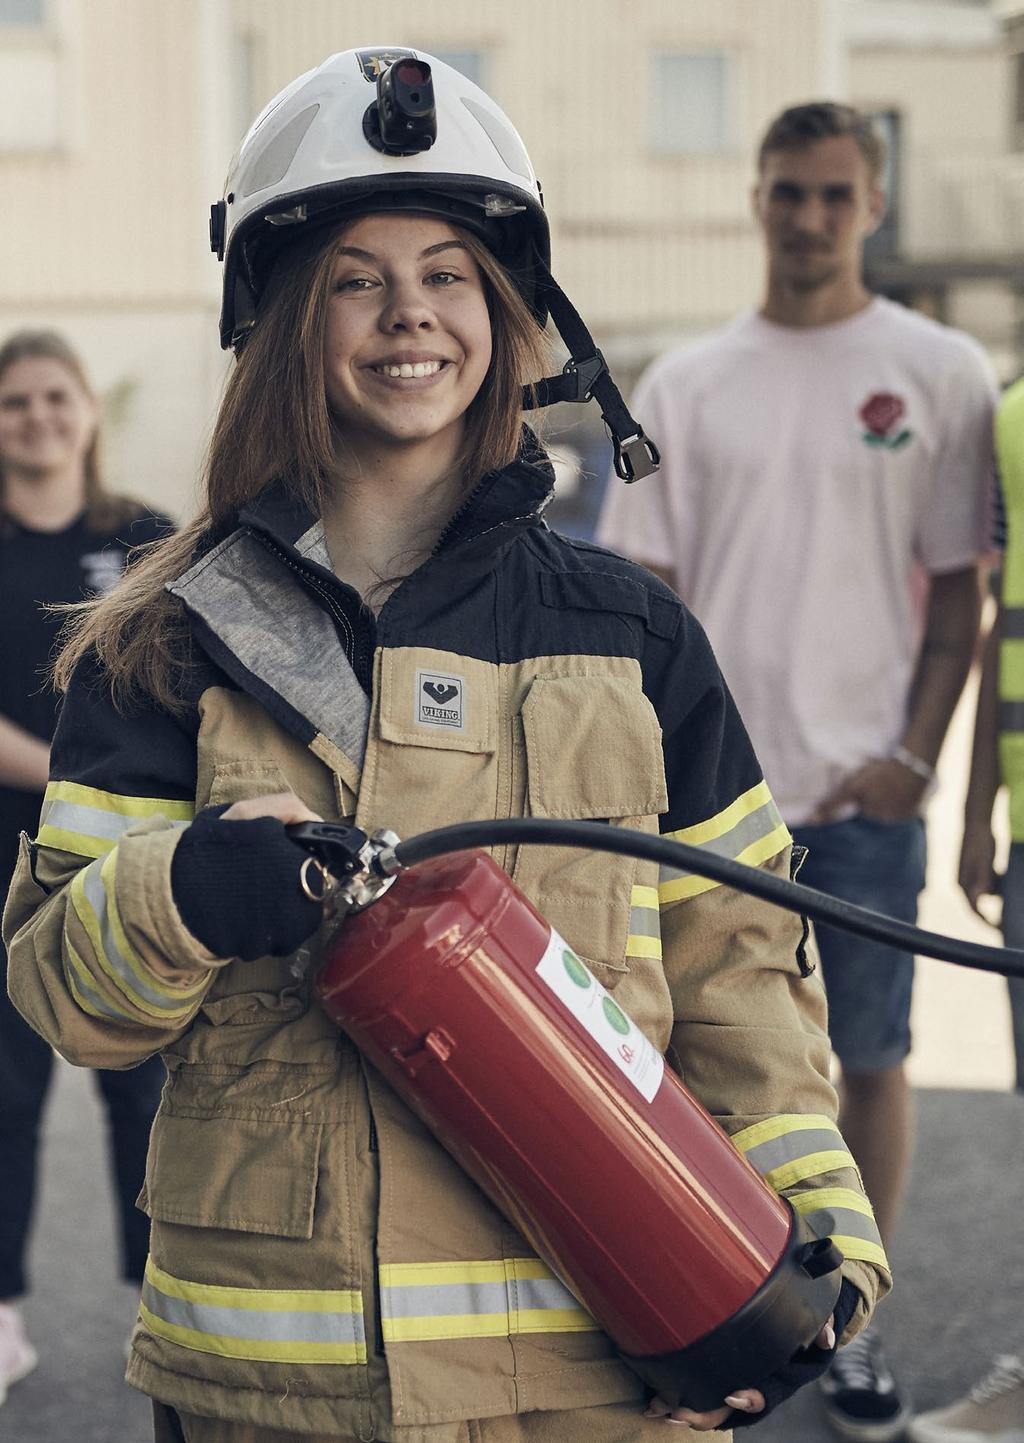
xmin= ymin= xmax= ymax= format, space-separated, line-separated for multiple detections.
xmin=209 ymin=46 xmax=658 ymax=481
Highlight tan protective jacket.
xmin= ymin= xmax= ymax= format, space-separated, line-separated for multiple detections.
xmin=4 ymin=465 xmax=889 ymax=1440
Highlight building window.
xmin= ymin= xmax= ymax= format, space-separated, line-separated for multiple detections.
xmin=429 ymin=49 xmax=485 ymax=89
xmin=0 ymin=0 xmax=45 ymax=22
xmin=651 ymin=51 xmax=734 ymax=156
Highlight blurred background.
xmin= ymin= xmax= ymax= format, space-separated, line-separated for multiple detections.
xmin=2 ymin=0 xmax=1024 ymax=534
xmin=1 ymin=5 xmax=1022 ymax=1438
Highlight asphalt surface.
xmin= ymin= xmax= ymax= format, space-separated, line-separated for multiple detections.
xmin=2 ymin=1061 xmax=1021 ymax=1443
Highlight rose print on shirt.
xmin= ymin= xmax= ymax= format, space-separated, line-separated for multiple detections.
xmin=859 ymin=392 xmax=912 ymax=451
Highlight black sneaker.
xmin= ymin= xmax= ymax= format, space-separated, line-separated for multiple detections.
xmin=820 ymin=1328 xmax=912 ymax=1441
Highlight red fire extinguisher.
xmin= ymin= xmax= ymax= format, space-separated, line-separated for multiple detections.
xmin=310 ymin=841 xmax=843 ymax=1410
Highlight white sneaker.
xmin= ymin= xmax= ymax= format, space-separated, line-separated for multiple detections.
xmin=908 ymin=1355 xmax=1024 ymax=1443
xmin=0 ymin=1303 xmax=38 ymax=1406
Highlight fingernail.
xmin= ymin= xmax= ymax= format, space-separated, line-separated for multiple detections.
xmin=824 ymin=1324 xmax=836 ymax=1349
xmin=725 ymin=1395 xmax=753 ymax=1410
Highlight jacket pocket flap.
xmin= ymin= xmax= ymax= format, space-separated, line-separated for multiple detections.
xmin=521 ymin=675 xmax=668 ymax=819
xmin=539 ymin=571 xmax=679 ymax=641
xmin=378 ymin=648 xmax=496 ymax=752
xmin=144 ymin=1112 xmax=322 ymax=1239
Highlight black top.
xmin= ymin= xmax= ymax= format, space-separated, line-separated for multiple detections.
xmin=0 ymin=507 xmax=173 ymax=886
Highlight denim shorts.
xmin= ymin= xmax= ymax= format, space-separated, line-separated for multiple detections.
xmin=790 ymin=815 xmax=927 ymax=1072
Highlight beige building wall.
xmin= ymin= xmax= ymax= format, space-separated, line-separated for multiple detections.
xmin=231 ymin=0 xmax=836 ymax=349
xmin=1 ymin=1 xmax=1019 ymax=516
xmin=0 ymin=0 xmax=230 ymax=519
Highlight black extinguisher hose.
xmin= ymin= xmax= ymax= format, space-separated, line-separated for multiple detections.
xmin=374 ymin=818 xmax=1024 ymax=979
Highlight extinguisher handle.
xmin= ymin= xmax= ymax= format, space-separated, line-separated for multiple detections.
xmin=284 ymin=821 xmax=372 ymax=877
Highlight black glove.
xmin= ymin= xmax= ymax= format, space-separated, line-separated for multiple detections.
xmin=171 ymin=805 xmax=324 ymax=961
xmin=729 ymin=1276 xmax=861 ymax=1428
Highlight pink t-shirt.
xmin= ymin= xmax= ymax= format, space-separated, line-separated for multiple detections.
xmin=596 ymin=298 xmax=997 ymax=824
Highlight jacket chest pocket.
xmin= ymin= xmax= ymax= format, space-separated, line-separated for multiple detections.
xmin=513 ymin=674 xmax=667 ymax=985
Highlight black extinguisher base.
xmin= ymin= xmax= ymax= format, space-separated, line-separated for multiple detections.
xmin=618 ymin=1204 xmax=844 ymax=1413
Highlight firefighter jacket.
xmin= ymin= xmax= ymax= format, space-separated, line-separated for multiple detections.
xmin=4 ymin=448 xmax=890 ymax=1441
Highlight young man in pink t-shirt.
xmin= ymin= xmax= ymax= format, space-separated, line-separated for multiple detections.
xmin=599 ymin=103 xmax=996 ymax=1442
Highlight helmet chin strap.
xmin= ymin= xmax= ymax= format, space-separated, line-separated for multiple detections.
xmin=523 ymin=264 xmax=661 ymax=483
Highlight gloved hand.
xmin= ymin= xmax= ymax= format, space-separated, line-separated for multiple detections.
xmin=728 ymin=1277 xmax=861 ymax=1428
xmin=171 ymin=804 xmax=324 ymax=960
xmin=644 ymin=1277 xmax=861 ymax=1430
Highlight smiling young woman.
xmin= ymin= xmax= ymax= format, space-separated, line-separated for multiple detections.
xmin=4 ymin=51 xmax=889 ymax=1443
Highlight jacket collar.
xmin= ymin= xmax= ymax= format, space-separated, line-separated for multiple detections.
xmin=167 ymin=445 xmax=554 ymax=774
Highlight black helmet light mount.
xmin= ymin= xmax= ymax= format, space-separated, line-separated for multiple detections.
xmin=363 ymin=58 xmax=437 ymax=156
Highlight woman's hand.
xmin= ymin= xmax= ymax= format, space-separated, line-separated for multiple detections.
xmin=643 ymin=1318 xmax=836 ymax=1429
xmin=220 ymin=791 xmax=322 ymax=824
xmin=171 ymin=795 xmax=327 ymax=960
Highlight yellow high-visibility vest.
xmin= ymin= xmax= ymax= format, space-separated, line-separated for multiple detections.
xmin=998 ymin=377 xmax=1024 ymax=840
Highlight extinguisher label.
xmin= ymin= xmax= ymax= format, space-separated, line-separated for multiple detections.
xmin=535 ymin=931 xmax=665 ymax=1104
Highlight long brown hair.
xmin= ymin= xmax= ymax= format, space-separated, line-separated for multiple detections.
xmin=54 ymin=218 xmax=551 ymax=712
xmin=0 ymin=330 xmax=140 ymax=534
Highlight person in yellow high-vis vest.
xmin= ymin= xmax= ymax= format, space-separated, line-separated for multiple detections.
xmin=959 ymin=374 xmax=1024 ymax=1095
xmin=912 ymin=381 xmax=1024 ymax=1443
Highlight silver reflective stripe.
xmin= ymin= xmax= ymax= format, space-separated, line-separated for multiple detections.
xmin=384 ymin=1278 xmax=509 ymax=1320
xmin=659 ymin=796 xmax=783 ymax=883
xmin=383 ymin=1274 xmax=578 ymax=1322
xmin=797 ymin=1207 xmax=882 ymax=1249
xmin=79 ymin=861 xmax=194 ymax=1015
xmin=142 ymin=1281 xmax=363 ymax=1346
xmin=38 ymin=799 xmax=130 ymax=845
xmin=627 ymin=905 xmax=660 ymax=939
xmin=141 ymin=1263 xmax=366 ymax=1364
xmin=65 ymin=947 xmax=130 ymax=1021
xmin=741 ymin=1127 xmax=847 ymax=1176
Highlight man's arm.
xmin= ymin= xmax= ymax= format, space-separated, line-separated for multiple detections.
xmin=959 ymin=599 xmax=1001 ymax=913
xmin=0 ymin=714 xmax=50 ymax=791
xmin=815 ymin=566 xmax=982 ymax=821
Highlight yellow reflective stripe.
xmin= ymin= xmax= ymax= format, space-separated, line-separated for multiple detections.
xmin=658 ymin=779 xmax=790 ymax=904
xmin=64 ymin=939 xmax=133 ymax=1022
xmin=99 ymin=851 xmax=207 ymax=1006
xmin=627 ymin=883 xmax=662 ymax=958
xmin=763 ymin=1151 xmax=856 ymax=1191
xmin=658 ymin=823 xmax=793 ymax=902
xmin=37 ymin=780 xmax=193 ymax=858
xmin=380 ymin=1260 xmax=510 ymax=1287
xmin=789 ymin=1188 xmax=889 ymax=1270
xmin=625 ymin=934 xmax=662 ymax=960
xmin=70 ymin=861 xmax=201 ymax=1021
xmin=142 ymin=1260 xmax=366 ymax=1365
xmin=732 ymin=1113 xmax=838 ymax=1151
xmin=381 ymin=1308 xmax=593 ymax=1342
xmin=831 ymin=1237 xmax=890 ymax=1269
xmin=733 ymin=1116 xmax=855 ymax=1191
xmin=665 ymin=780 xmax=774 ymax=848
xmin=379 ymin=1257 xmax=596 ymax=1342
xmin=789 ymin=1187 xmax=875 ymax=1219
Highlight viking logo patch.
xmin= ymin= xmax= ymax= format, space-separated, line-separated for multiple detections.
xmin=416 ymin=670 xmax=465 ymax=731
